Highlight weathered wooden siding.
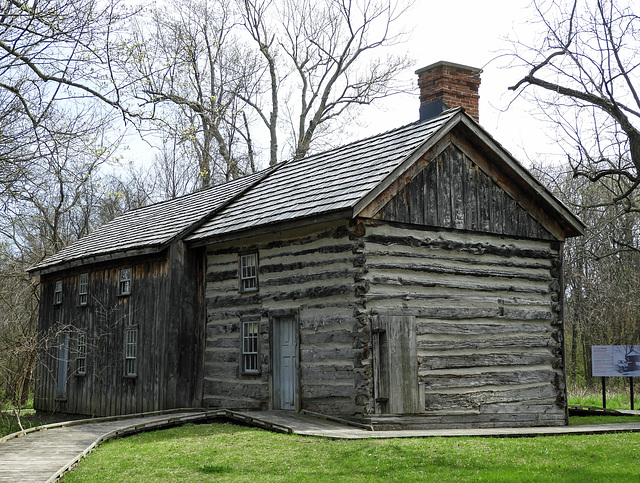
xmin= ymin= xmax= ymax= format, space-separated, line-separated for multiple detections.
xmin=358 ymin=222 xmax=566 ymax=428
xmin=375 ymin=144 xmax=555 ymax=241
xmin=203 ymin=221 xmax=368 ymax=415
xmin=35 ymin=243 xmax=204 ymax=417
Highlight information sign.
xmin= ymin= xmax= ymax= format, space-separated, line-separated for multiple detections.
xmin=591 ymin=345 xmax=640 ymax=377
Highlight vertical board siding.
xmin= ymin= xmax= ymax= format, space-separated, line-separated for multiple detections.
xmin=35 ymin=246 xmax=204 ymax=417
xmin=35 ymin=259 xmax=167 ymax=417
xmin=203 ymin=222 xmax=366 ymax=415
xmin=377 ymin=145 xmax=555 ymax=241
xmin=361 ymin=223 xmax=566 ymax=428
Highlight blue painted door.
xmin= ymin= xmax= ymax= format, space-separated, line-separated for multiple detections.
xmin=273 ymin=316 xmax=297 ymax=410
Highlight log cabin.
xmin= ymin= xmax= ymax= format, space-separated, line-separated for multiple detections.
xmin=29 ymin=61 xmax=585 ymax=429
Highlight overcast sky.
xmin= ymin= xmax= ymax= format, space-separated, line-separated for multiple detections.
xmin=368 ymin=0 xmax=555 ymax=167
xmin=125 ymin=1 xmax=559 ymax=171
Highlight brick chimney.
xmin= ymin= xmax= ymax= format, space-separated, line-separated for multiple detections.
xmin=416 ymin=61 xmax=482 ymax=122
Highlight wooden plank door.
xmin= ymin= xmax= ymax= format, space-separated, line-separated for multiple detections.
xmin=56 ymin=333 xmax=69 ymax=400
xmin=373 ymin=314 xmax=424 ymax=414
xmin=273 ymin=315 xmax=298 ymax=410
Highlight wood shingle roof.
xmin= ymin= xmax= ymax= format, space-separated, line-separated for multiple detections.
xmin=187 ymin=110 xmax=459 ymax=241
xmin=30 ymin=169 xmax=271 ymax=273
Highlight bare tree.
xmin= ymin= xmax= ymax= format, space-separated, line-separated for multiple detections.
xmin=152 ymin=137 xmax=202 ymax=200
xmin=240 ymin=0 xmax=413 ymax=162
xmin=129 ymin=0 xmax=260 ymax=187
xmin=508 ymin=0 xmax=640 ymax=214
xmin=0 ymin=0 xmax=138 ymax=126
xmin=130 ymin=0 xmax=413 ymax=184
xmin=0 ymin=255 xmax=39 ymax=431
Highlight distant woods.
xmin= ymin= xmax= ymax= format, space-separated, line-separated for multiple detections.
xmin=532 ymin=164 xmax=640 ymax=390
xmin=508 ymin=0 xmax=640 ymax=391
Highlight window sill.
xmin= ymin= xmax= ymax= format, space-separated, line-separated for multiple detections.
xmin=241 ymin=371 xmax=261 ymax=376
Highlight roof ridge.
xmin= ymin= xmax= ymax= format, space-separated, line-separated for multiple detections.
xmin=297 ymin=108 xmax=463 ymax=163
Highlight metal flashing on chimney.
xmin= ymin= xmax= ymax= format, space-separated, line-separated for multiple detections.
xmin=419 ymin=99 xmax=449 ymax=123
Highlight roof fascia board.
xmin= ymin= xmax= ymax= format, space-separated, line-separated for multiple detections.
xmin=29 ymin=247 xmax=163 ymax=277
xmin=187 ymin=208 xmax=352 ymax=247
xmin=352 ymin=110 xmax=464 ymax=218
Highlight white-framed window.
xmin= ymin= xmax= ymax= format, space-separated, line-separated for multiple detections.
xmin=125 ymin=327 xmax=137 ymax=377
xmin=241 ymin=319 xmax=260 ymax=374
xmin=78 ymin=273 xmax=88 ymax=306
xmin=119 ymin=268 xmax=132 ymax=295
xmin=75 ymin=331 xmax=87 ymax=375
xmin=239 ymin=252 xmax=258 ymax=292
xmin=54 ymin=280 xmax=63 ymax=305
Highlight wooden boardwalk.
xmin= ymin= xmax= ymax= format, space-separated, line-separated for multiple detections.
xmin=2 ymin=409 xmax=640 ymax=482
xmin=0 ymin=411 xmax=221 ymax=483
xmin=233 ymin=410 xmax=640 ymax=439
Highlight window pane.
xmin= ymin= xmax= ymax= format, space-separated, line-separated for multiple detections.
xmin=79 ymin=273 xmax=88 ymax=305
xmin=76 ymin=331 xmax=87 ymax=375
xmin=241 ymin=320 xmax=259 ymax=373
xmin=54 ymin=280 xmax=62 ymax=304
xmin=125 ymin=327 xmax=137 ymax=376
xmin=240 ymin=254 xmax=258 ymax=291
xmin=119 ymin=268 xmax=132 ymax=295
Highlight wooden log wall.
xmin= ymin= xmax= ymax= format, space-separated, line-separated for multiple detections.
xmin=35 ymin=243 xmax=203 ymax=417
xmin=203 ymin=221 xmax=369 ymax=415
xmin=358 ymin=221 xmax=566 ymax=428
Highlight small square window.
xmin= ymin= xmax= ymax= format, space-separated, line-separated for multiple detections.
xmin=78 ymin=273 xmax=88 ymax=306
xmin=54 ymin=280 xmax=62 ymax=305
xmin=76 ymin=331 xmax=87 ymax=376
xmin=119 ymin=268 xmax=131 ymax=295
xmin=239 ymin=253 xmax=258 ymax=292
xmin=125 ymin=327 xmax=137 ymax=377
xmin=241 ymin=320 xmax=259 ymax=374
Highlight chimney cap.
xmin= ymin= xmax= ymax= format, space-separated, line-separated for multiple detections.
xmin=415 ymin=60 xmax=482 ymax=76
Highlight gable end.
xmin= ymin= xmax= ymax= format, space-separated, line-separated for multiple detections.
xmin=371 ymin=144 xmax=555 ymax=241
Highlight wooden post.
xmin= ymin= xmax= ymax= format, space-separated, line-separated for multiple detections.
xmin=602 ymin=377 xmax=606 ymax=409
xmin=631 ymin=377 xmax=635 ymax=411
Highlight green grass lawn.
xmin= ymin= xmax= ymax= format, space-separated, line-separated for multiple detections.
xmin=569 ymin=392 xmax=636 ymax=410
xmin=569 ymin=414 xmax=640 ymax=425
xmin=63 ymin=422 xmax=640 ymax=483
